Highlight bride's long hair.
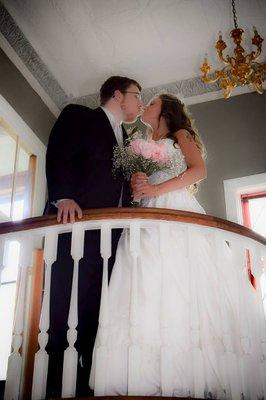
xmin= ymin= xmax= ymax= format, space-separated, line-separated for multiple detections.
xmin=159 ymin=93 xmax=206 ymax=192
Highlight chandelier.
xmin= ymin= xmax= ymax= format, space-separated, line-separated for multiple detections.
xmin=200 ymin=0 xmax=266 ymax=98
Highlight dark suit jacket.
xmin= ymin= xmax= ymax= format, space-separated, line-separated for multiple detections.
xmin=45 ymin=104 xmax=131 ymax=212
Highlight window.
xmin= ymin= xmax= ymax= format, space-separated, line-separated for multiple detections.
xmin=0 ymin=95 xmax=46 ymax=382
xmin=242 ymin=191 xmax=266 ymax=308
xmin=224 ymin=174 xmax=266 ymax=313
xmin=0 ymin=118 xmax=36 ymax=222
xmin=0 ymin=118 xmax=35 ymax=380
xmin=241 ymin=191 xmax=266 ymax=237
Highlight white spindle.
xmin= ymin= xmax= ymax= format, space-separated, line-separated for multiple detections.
xmin=61 ymin=224 xmax=84 ymax=398
xmin=0 ymin=238 xmax=7 ymax=287
xmin=4 ymin=235 xmax=33 ymax=400
xmin=128 ymin=221 xmax=141 ymax=395
xmin=32 ymin=230 xmax=58 ymax=400
xmin=94 ymin=223 xmax=112 ymax=396
xmin=159 ymin=223 xmax=173 ymax=396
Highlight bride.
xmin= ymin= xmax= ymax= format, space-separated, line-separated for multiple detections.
xmin=89 ymin=94 xmax=266 ymax=399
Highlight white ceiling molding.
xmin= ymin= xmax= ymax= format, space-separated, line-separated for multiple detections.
xmin=0 ymin=31 xmax=60 ymax=117
xmin=0 ymin=3 xmax=67 ymax=111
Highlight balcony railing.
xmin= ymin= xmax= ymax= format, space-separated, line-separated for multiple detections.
xmin=0 ymin=208 xmax=265 ymax=400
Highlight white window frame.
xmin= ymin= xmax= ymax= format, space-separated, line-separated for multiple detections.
xmin=223 ymin=173 xmax=266 ymax=225
xmin=0 ymin=94 xmax=47 ymax=218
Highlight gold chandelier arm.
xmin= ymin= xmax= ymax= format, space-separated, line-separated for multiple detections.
xmin=219 ymin=76 xmax=237 ymax=98
xmin=251 ymin=27 xmax=264 ymax=61
xmin=201 ymin=65 xmax=228 ymax=84
xmin=250 ymin=77 xmax=264 ymax=94
xmin=251 ymin=61 xmax=266 ymax=75
xmin=201 ymin=73 xmax=220 ymax=84
xmin=249 ymin=48 xmax=262 ymax=62
xmin=253 ymin=83 xmax=264 ymax=94
xmin=216 ymin=49 xmax=232 ymax=65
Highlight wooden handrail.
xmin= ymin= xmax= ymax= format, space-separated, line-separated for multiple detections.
xmin=0 ymin=208 xmax=265 ymax=245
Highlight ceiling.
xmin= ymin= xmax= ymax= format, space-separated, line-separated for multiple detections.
xmin=1 ymin=0 xmax=266 ymax=114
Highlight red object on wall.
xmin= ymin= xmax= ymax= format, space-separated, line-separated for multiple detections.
xmin=245 ymin=249 xmax=256 ymax=289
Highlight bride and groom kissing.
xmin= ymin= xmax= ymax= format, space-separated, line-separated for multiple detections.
xmin=45 ymin=75 xmax=206 ymax=396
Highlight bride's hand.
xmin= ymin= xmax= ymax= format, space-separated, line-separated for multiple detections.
xmin=132 ymin=180 xmax=160 ymax=198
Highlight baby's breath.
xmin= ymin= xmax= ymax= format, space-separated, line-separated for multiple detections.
xmin=113 ymin=140 xmax=171 ymax=179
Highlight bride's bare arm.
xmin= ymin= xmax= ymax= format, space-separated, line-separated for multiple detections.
xmin=132 ymin=129 xmax=207 ymax=198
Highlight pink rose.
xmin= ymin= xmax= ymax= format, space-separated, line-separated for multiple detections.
xmin=129 ymin=139 xmax=143 ymax=155
xmin=129 ymin=139 xmax=169 ymax=164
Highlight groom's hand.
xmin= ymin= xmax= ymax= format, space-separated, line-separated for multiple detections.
xmin=131 ymin=172 xmax=148 ymax=193
xmin=57 ymin=199 xmax=83 ymax=224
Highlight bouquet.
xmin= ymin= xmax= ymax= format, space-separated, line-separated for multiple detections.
xmin=113 ymin=138 xmax=171 ymax=206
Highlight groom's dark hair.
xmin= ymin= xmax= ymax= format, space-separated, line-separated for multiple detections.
xmin=100 ymin=76 xmax=141 ymax=105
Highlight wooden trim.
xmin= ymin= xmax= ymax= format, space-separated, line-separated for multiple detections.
xmin=21 ymin=249 xmax=44 ymax=400
xmin=241 ymin=196 xmax=252 ymax=229
xmin=28 ymin=155 xmax=37 ymax=217
xmin=9 ymin=135 xmax=19 ymax=219
xmin=0 ymin=208 xmax=265 ymax=245
xmin=241 ymin=191 xmax=266 ymax=200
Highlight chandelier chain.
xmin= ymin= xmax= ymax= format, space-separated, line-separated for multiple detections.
xmin=232 ymin=0 xmax=238 ymax=29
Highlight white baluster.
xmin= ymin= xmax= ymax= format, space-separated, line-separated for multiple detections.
xmin=32 ymin=230 xmax=58 ymax=400
xmin=4 ymin=235 xmax=33 ymax=400
xmin=62 ymin=224 xmax=84 ymax=398
xmin=159 ymin=223 xmax=173 ymax=396
xmin=94 ymin=223 xmax=111 ymax=396
xmin=0 ymin=237 xmax=7 ymax=287
xmin=128 ymin=221 xmax=141 ymax=395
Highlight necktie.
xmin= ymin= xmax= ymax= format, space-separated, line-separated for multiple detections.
xmin=114 ymin=123 xmax=123 ymax=147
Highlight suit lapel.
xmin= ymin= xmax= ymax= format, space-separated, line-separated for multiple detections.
xmin=93 ymin=107 xmax=128 ymax=146
xmin=93 ymin=107 xmax=117 ymax=145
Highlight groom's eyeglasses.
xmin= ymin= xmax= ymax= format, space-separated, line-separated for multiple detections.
xmin=121 ymin=91 xmax=142 ymax=101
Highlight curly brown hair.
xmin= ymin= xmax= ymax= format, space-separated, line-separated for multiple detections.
xmin=159 ymin=94 xmax=206 ymax=191
xmin=159 ymin=94 xmax=205 ymax=156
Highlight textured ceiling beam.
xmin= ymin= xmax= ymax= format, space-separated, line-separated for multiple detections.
xmin=0 ymin=2 xmax=68 ymax=109
xmin=70 ymin=76 xmax=222 ymax=109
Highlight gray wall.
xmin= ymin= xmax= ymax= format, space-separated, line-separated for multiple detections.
xmin=190 ymin=92 xmax=266 ymax=218
xmin=0 ymin=48 xmax=56 ymax=145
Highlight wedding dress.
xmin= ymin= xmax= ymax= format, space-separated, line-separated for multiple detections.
xmin=89 ymin=139 xmax=266 ymax=399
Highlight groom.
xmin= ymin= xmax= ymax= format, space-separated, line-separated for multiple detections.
xmin=45 ymin=76 xmax=142 ymax=397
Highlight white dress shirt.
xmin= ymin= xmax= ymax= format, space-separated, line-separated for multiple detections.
xmin=101 ymin=107 xmax=124 ymax=206
xmin=101 ymin=106 xmax=123 ymax=147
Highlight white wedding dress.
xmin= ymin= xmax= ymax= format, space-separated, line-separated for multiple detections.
xmin=89 ymin=139 xmax=266 ymax=399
